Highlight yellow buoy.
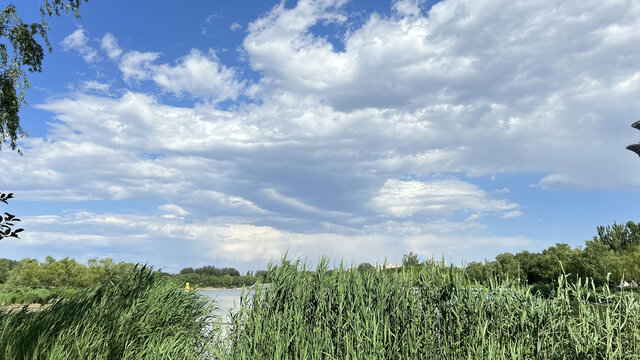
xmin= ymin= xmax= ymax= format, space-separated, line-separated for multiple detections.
xmin=185 ymin=282 xmax=191 ymax=291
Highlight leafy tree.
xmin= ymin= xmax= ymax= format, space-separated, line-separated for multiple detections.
xmin=621 ymin=245 xmax=640 ymax=282
xmin=0 ymin=257 xmax=16 ymax=283
xmin=494 ymin=252 xmax=524 ymax=282
xmin=594 ymin=221 xmax=640 ymax=252
xmin=402 ymin=251 xmax=420 ymax=267
xmin=179 ymin=267 xmax=194 ymax=274
xmin=357 ymin=262 xmax=374 ymax=273
xmin=0 ymin=192 xmax=22 ymax=239
xmin=255 ymin=270 xmax=267 ymax=280
xmin=6 ymin=256 xmax=136 ymax=288
xmin=577 ymin=240 xmax=624 ymax=286
xmin=1 ymin=0 xmax=87 ymax=153
xmin=537 ymin=243 xmax=579 ymax=283
xmin=465 ymin=261 xmax=486 ymax=282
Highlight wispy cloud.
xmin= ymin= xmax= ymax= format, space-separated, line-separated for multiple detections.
xmin=62 ymin=28 xmax=98 ymax=62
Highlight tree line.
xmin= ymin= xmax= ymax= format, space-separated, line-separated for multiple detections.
xmin=465 ymin=221 xmax=640 ymax=287
xmin=0 ymin=256 xmax=136 ymax=288
xmin=172 ymin=266 xmax=264 ymax=288
xmin=0 ymin=257 xmax=264 ymax=289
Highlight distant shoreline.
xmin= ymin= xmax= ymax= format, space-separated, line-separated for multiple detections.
xmin=197 ymin=286 xmax=248 ymax=290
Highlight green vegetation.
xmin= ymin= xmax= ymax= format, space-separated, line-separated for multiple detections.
xmin=2 ymin=256 xmax=640 ymax=358
xmin=0 ymin=266 xmax=217 ymax=360
xmin=2 ymin=221 xmax=640 ymax=358
xmin=174 ymin=266 xmax=259 ymax=288
xmin=0 ymin=256 xmax=262 ymax=306
xmin=466 ymin=221 xmax=640 ymax=288
xmin=1 ymin=256 xmax=136 ymax=288
xmin=0 ymin=285 xmax=77 ymax=306
xmin=225 ymin=258 xmax=640 ymax=359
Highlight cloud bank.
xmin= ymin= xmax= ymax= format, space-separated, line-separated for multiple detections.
xmin=3 ymin=0 xmax=640 ymax=269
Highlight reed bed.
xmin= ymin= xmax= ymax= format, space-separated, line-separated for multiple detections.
xmin=0 ymin=285 xmax=78 ymax=306
xmin=0 ymin=266 xmax=218 ymax=360
xmin=224 ymin=258 xmax=640 ymax=359
xmin=2 ymin=259 xmax=639 ymax=359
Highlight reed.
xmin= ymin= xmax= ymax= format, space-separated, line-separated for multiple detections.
xmin=0 ymin=266 xmax=218 ymax=360
xmin=2 ymin=259 xmax=639 ymax=359
xmin=224 ymin=258 xmax=640 ymax=359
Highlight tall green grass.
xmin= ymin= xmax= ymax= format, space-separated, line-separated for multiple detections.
xmin=0 ymin=266 xmax=218 ymax=360
xmin=0 ymin=285 xmax=78 ymax=306
xmin=2 ymin=259 xmax=639 ymax=359
xmin=225 ymin=258 xmax=640 ymax=359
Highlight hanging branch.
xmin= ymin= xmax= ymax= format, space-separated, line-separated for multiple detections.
xmin=0 ymin=192 xmax=23 ymax=239
xmin=626 ymin=121 xmax=640 ymax=158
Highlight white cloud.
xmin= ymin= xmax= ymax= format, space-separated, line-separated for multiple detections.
xmin=151 ymin=49 xmax=244 ymax=102
xmin=501 ymin=210 xmax=523 ymax=219
xmin=159 ymin=204 xmax=189 ymax=217
xmin=61 ymin=29 xmax=98 ymax=62
xmin=262 ymin=188 xmax=320 ymax=213
xmin=12 ymin=211 xmax=529 ymax=265
xmin=230 ymin=22 xmax=243 ymax=31
xmin=101 ymin=33 xmax=122 ymax=59
xmin=370 ymin=179 xmax=519 ymax=218
xmin=5 ymin=0 xmax=640 ymax=267
xmin=392 ymin=0 xmax=424 ymax=17
xmin=111 ymin=37 xmax=243 ymax=102
xmin=119 ymin=51 xmax=161 ymax=82
xmin=241 ymin=0 xmax=640 ymax=189
xmin=82 ymin=80 xmax=111 ymax=93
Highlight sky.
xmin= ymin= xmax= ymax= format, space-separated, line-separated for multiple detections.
xmin=1 ymin=0 xmax=639 ymax=273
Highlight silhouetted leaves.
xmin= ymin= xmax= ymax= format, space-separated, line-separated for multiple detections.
xmin=0 ymin=192 xmax=22 ymax=239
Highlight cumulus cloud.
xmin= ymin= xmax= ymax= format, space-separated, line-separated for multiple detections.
xmin=101 ymin=33 xmax=122 ymax=60
xmin=119 ymin=51 xmax=161 ymax=82
xmin=4 ymin=0 xmax=640 ymax=267
xmin=370 ymin=179 xmax=520 ymax=218
xmin=61 ymin=29 xmax=98 ymax=62
xmin=113 ymin=42 xmax=243 ymax=102
xmin=152 ymin=49 xmax=244 ymax=102
xmin=242 ymin=0 xmax=640 ymax=189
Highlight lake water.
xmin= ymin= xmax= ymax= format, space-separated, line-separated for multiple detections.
xmin=198 ymin=288 xmax=250 ymax=323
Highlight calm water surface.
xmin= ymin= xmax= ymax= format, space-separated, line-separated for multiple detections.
xmin=198 ymin=288 xmax=251 ymax=323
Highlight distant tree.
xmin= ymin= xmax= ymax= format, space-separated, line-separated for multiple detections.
xmin=220 ymin=267 xmax=240 ymax=277
xmin=0 ymin=257 xmax=16 ymax=283
xmin=179 ymin=267 xmax=194 ymax=274
xmin=465 ymin=261 xmax=486 ymax=282
xmin=255 ymin=270 xmax=267 ymax=280
xmin=402 ymin=251 xmax=420 ymax=267
xmin=578 ymin=240 xmax=623 ymax=286
xmin=0 ymin=192 xmax=22 ymax=239
xmin=538 ymin=243 xmax=579 ymax=283
xmin=494 ymin=252 xmax=524 ymax=282
xmin=594 ymin=221 xmax=640 ymax=252
xmin=514 ymin=250 xmax=543 ymax=284
xmin=357 ymin=262 xmax=374 ymax=273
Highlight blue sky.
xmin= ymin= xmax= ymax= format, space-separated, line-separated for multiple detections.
xmin=1 ymin=0 xmax=639 ymax=272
